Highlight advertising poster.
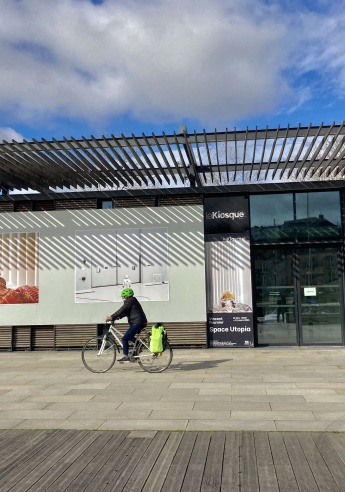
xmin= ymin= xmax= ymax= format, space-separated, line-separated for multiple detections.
xmin=75 ymin=227 xmax=169 ymax=303
xmin=0 ymin=232 xmax=39 ymax=304
xmin=205 ymin=196 xmax=254 ymax=347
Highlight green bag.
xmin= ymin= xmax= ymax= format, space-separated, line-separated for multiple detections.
xmin=150 ymin=324 xmax=166 ymax=353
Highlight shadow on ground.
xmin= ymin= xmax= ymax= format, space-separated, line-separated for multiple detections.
xmin=169 ymin=359 xmax=232 ymax=371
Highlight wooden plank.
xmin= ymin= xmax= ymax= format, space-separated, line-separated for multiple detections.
xmin=254 ymin=433 xmax=279 ymax=492
xmin=254 ymin=432 xmax=273 ymax=466
xmin=221 ymin=432 xmax=240 ymax=492
xmin=240 ymin=431 xmax=259 ymax=492
xmin=121 ymin=432 xmax=170 ymax=492
xmin=201 ymin=432 xmax=225 ymax=492
xmin=311 ymin=433 xmax=345 ymax=492
xmin=0 ymin=326 xmax=12 ymax=350
xmin=297 ymin=433 xmax=340 ymax=492
xmin=327 ymin=433 xmax=345 ymax=465
xmin=282 ymin=432 xmax=319 ymax=492
xmin=64 ymin=432 xmax=128 ymax=491
xmin=268 ymin=432 xmax=299 ymax=492
xmin=142 ymin=432 xmax=184 ymax=492
xmin=0 ymin=429 xmax=27 ymax=452
xmin=102 ymin=437 xmax=154 ymax=492
xmin=0 ymin=430 xmax=61 ymax=475
xmin=4 ymin=431 xmax=83 ymax=491
xmin=83 ymin=435 xmax=144 ymax=492
xmin=28 ymin=431 xmax=102 ymax=492
xmin=181 ymin=433 xmax=211 ymax=492
xmin=40 ymin=432 xmax=116 ymax=492
xmin=256 ymin=465 xmax=279 ymax=492
xmin=161 ymin=432 xmax=197 ymax=492
xmin=0 ymin=430 xmax=77 ymax=491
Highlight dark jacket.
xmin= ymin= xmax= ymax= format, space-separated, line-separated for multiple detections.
xmin=111 ymin=296 xmax=147 ymax=325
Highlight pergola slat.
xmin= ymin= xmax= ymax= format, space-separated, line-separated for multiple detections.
xmin=172 ymin=132 xmax=194 ymax=185
xmin=225 ymin=128 xmax=230 ymax=181
xmin=249 ymin=127 xmax=258 ymax=180
xmin=322 ymin=136 xmax=345 ymax=178
xmin=271 ymin=125 xmax=290 ymax=179
xmin=264 ymin=125 xmax=280 ymax=179
xmin=308 ymin=123 xmax=344 ymax=178
xmin=232 ymin=127 xmax=239 ymax=182
xmin=117 ymin=135 xmax=155 ymax=185
xmin=2 ymin=139 xmax=61 ymax=184
xmin=140 ymin=133 xmax=169 ymax=185
xmin=101 ymin=135 xmax=135 ymax=187
xmin=51 ymin=138 xmax=99 ymax=189
xmin=277 ymin=124 xmax=302 ymax=179
xmin=291 ymin=123 xmax=325 ymax=179
xmin=68 ymin=137 xmax=110 ymax=188
xmin=162 ymin=132 xmax=185 ymax=183
xmin=203 ymin=130 xmax=213 ymax=184
xmin=111 ymin=134 xmax=149 ymax=186
xmin=287 ymin=123 xmax=311 ymax=178
xmin=193 ymin=131 xmax=207 ymax=183
xmin=151 ymin=133 xmax=177 ymax=185
xmin=303 ymin=123 xmax=334 ymax=177
xmin=256 ymin=126 xmax=268 ymax=179
xmin=29 ymin=138 xmax=79 ymax=189
xmin=214 ymin=129 xmax=221 ymax=182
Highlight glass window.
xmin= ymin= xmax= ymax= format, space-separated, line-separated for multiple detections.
xmin=101 ymin=200 xmax=113 ymax=209
xmin=295 ymin=191 xmax=341 ymax=240
xmin=250 ymin=194 xmax=294 ymax=243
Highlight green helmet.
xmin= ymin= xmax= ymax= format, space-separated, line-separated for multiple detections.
xmin=121 ymin=288 xmax=134 ymax=298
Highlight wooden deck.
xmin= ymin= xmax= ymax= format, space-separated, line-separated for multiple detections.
xmin=1 ymin=430 xmax=345 ymax=491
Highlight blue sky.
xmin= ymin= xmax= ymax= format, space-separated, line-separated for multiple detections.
xmin=0 ymin=0 xmax=344 ymax=143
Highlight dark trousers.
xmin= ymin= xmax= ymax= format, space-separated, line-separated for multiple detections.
xmin=122 ymin=324 xmax=146 ymax=356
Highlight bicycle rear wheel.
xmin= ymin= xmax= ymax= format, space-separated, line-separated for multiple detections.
xmin=137 ymin=339 xmax=173 ymax=373
xmin=82 ymin=336 xmax=116 ymax=373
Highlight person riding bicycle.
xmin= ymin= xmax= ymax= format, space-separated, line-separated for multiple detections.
xmin=105 ymin=288 xmax=147 ymax=363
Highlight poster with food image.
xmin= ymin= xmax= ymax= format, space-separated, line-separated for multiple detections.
xmin=205 ymin=237 xmax=253 ymax=314
xmin=0 ymin=232 xmax=39 ymax=304
xmin=204 ymin=196 xmax=254 ymax=347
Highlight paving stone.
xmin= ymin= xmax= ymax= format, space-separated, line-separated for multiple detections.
xmin=231 ymin=411 xmax=315 ymax=421
xmin=186 ymin=420 xmax=277 ymax=431
xmin=98 ymin=419 xmax=188 ymax=431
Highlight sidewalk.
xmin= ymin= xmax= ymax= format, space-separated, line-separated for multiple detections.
xmin=1 ymin=347 xmax=345 ymax=432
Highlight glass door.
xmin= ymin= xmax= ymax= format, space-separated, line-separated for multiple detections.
xmin=299 ymin=247 xmax=343 ymax=344
xmin=253 ymin=246 xmax=343 ymax=345
xmin=254 ymin=248 xmax=297 ymax=345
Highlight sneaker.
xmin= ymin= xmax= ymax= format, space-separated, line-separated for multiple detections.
xmin=118 ymin=356 xmax=130 ymax=363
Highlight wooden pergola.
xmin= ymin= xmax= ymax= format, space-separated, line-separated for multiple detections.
xmin=0 ymin=123 xmax=345 ymax=194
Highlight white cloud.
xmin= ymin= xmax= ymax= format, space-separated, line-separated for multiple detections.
xmin=0 ymin=127 xmax=24 ymax=142
xmin=292 ymin=5 xmax=345 ymax=95
xmin=0 ymin=0 xmax=344 ymax=128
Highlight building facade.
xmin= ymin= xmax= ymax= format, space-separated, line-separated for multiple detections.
xmin=0 ymin=124 xmax=344 ymax=349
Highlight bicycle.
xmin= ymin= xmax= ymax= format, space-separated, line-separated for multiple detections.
xmin=81 ymin=322 xmax=173 ymax=374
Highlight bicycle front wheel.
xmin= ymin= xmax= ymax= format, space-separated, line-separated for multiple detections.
xmin=82 ymin=337 xmax=116 ymax=373
xmin=137 ymin=340 xmax=173 ymax=373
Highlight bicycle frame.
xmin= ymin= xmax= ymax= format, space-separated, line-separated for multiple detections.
xmin=99 ymin=323 xmax=150 ymax=359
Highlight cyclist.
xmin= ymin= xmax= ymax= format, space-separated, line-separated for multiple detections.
xmin=105 ymin=288 xmax=147 ymax=363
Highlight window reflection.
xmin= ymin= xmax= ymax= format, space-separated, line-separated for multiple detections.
xmin=250 ymin=191 xmax=341 ymax=243
xmin=295 ymin=192 xmax=341 ymax=240
xmin=250 ymin=194 xmax=294 ymax=243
